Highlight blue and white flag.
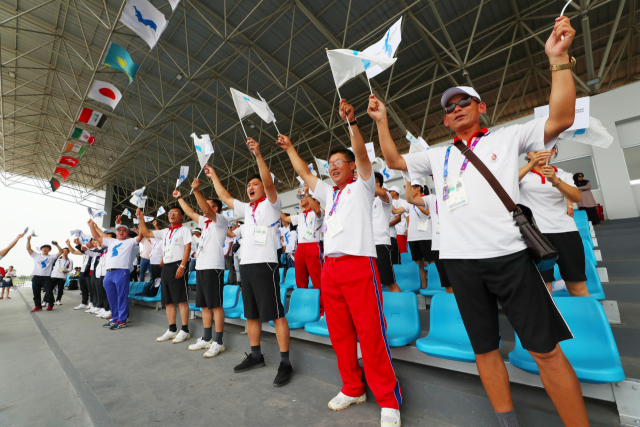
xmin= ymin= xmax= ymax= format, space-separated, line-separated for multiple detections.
xmin=326 ymin=49 xmax=396 ymax=89
xmin=308 ymin=163 xmax=317 ymax=176
xmin=362 ymin=17 xmax=403 ymax=80
xmin=88 ymin=207 xmax=107 ymax=219
xmin=23 ymin=227 xmax=29 ymax=235
xmin=144 ymin=215 xmax=154 ymax=222
xmin=30 ymin=229 xmax=37 ymax=237
xmin=120 ymin=0 xmax=168 ymax=50
xmin=222 ymin=210 xmax=234 ymax=219
xmin=122 ymin=208 xmax=132 ymax=219
xmin=406 ymin=131 xmax=429 ymax=154
xmin=191 ymin=133 xmax=214 ymax=168
xmin=133 ymin=218 xmax=140 ymax=225
xmin=176 ymin=165 xmax=189 ymax=187
xmin=315 ymin=157 xmax=330 ymax=177
xmin=157 ymin=206 xmax=166 ymax=217
xmin=230 ymin=88 xmax=273 ymax=123
xmin=79 ymin=231 xmax=92 ymax=244
xmin=380 ymin=165 xmax=396 ymax=182
xmin=130 ymin=186 xmax=148 ymax=208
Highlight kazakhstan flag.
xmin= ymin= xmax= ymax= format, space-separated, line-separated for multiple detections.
xmin=103 ymin=42 xmax=140 ymax=84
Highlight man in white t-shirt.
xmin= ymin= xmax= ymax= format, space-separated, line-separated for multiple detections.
xmin=26 ymin=236 xmax=62 ymax=311
xmin=204 ymin=136 xmax=293 ymax=388
xmin=51 ymin=248 xmax=73 ymax=305
xmin=280 ymin=220 xmax=296 ymax=281
xmin=137 ymin=207 xmax=193 ymax=343
xmin=89 ymin=219 xmax=143 ymax=329
xmin=371 ymin=173 xmax=400 ymax=293
xmin=373 ymin=17 xmax=587 ymax=427
xmin=173 ymin=178 xmax=228 ymax=358
xmin=281 ymin=184 xmax=324 ymax=312
xmin=277 ymin=99 xmax=402 ymax=427
xmin=389 ymin=188 xmax=408 ymax=256
xmin=0 ymin=233 xmax=25 ymax=262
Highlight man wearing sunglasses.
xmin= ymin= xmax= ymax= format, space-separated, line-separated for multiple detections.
xmin=373 ymin=16 xmax=588 ymax=427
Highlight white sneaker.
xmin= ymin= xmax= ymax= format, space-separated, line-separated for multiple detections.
xmin=188 ymin=337 xmax=212 ymax=351
xmin=74 ymin=304 xmax=89 ymax=310
xmin=380 ymin=408 xmax=401 ymax=427
xmin=156 ymin=329 xmax=177 ymax=342
xmin=55 ymin=301 xmax=62 ymax=306
xmin=101 ymin=310 xmax=112 ymax=319
xmin=204 ymin=342 xmax=225 ymax=358
xmin=172 ymin=330 xmax=191 ymax=344
xmin=85 ymin=305 xmax=94 ymax=313
xmin=95 ymin=309 xmax=105 ymax=317
xmin=91 ymin=307 xmax=100 ymax=314
xmin=328 ymin=392 xmax=367 ymax=411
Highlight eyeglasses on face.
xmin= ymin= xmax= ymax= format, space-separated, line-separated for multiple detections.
xmin=328 ymin=159 xmax=349 ymax=169
xmin=444 ymin=96 xmax=480 ymax=114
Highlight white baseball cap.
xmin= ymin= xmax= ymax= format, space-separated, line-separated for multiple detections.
xmin=441 ymin=86 xmax=481 ymax=109
xmin=410 ymin=180 xmax=422 ymax=186
xmin=115 ymin=224 xmax=129 ymax=231
xmin=389 ymin=186 xmax=401 ymax=194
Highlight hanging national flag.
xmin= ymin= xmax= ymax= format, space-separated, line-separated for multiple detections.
xmin=120 ymin=0 xmax=168 ymax=50
xmin=78 ymin=107 xmax=107 ymax=128
xmin=54 ymin=167 xmax=70 ymax=181
xmin=191 ymin=133 xmax=214 ymax=168
xmin=315 ymin=157 xmax=330 ymax=177
xmin=65 ymin=143 xmax=87 ymax=157
xmin=103 ymin=42 xmax=140 ymax=84
xmin=49 ymin=178 xmax=60 ymax=192
xmin=406 ymin=131 xmax=429 ymax=154
xmin=144 ymin=215 xmax=154 ymax=223
xmin=122 ymin=208 xmax=132 ymax=219
xmin=230 ymin=88 xmax=273 ymax=123
xmin=168 ymin=0 xmax=180 ymax=11
xmin=157 ymin=206 xmax=166 ymax=217
xmin=176 ymin=165 xmax=189 ymax=187
xmin=326 ymin=49 xmax=396 ymax=89
xmin=362 ymin=17 xmax=403 ymax=80
xmin=71 ymin=127 xmax=95 ymax=145
xmin=88 ymin=80 xmax=122 ymax=110
xmin=59 ymin=156 xmax=80 ymax=168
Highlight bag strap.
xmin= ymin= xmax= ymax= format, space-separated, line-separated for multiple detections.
xmin=452 ymin=141 xmax=518 ymax=213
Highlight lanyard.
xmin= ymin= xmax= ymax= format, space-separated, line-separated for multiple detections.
xmin=443 ymin=132 xmax=489 ymax=199
xmin=165 ymin=225 xmax=182 ymax=247
xmin=250 ymin=197 xmax=267 ymax=225
xmin=329 ymin=179 xmax=355 ymax=216
xmin=199 ymin=219 xmax=212 ymax=249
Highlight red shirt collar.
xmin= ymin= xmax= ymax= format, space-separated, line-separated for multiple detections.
xmin=333 ymin=178 xmax=356 ymax=192
xmin=250 ymin=196 xmax=267 ymax=208
xmin=529 ymin=166 xmax=557 ymax=184
xmin=302 ymin=208 xmax=312 ymax=214
xmin=169 ymin=223 xmax=182 ymax=231
xmin=453 ymin=128 xmax=489 ymax=147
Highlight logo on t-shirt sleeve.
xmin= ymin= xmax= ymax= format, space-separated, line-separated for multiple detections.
xmin=111 ymin=243 xmax=123 ymax=257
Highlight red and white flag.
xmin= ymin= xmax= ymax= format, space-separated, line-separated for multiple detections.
xmin=88 ymin=80 xmax=122 ymax=109
xmin=59 ymin=156 xmax=80 ymax=168
xmin=78 ymin=107 xmax=107 ymax=128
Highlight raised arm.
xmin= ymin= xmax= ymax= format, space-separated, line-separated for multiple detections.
xmin=66 ymin=239 xmax=83 ymax=256
xmin=276 ymin=134 xmax=319 ymax=192
xmin=339 ymin=99 xmax=371 ymax=181
xmin=375 ymin=186 xmax=390 ymax=204
xmin=405 ymin=180 xmax=425 ymax=207
xmin=88 ymin=219 xmax=104 ymax=246
xmin=192 ymin=179 xmax=217 ymax=221
xmin=246 ymin=137 xmax=277 ymax=204
xmin=204 ymin=165 xmax=235 ymax=210
xmin=280 ymin=212 xmax=291 ymax=222
xmin=544 ymin=17 xmax=577 ymax=142
xmin=26 ymin=235 xmax=34 ymax=256
xmin=390 ymin=216 xmax=401 ymax=227
xmin=152 ymin=220 xmax=161 ymax=231
xmin=51 ymin=240 xmax=63 ymax=258
xmin=135 ymin=209 xmax=155 ymax=239
xmin=519 ymin=151 xmax=552 ymax=181
xmin=173 ymin=188 xmax=201 ymax=223
xmin=368 ymin=95 xmax=407 ymax=172
xmin=0 ymin=233 xmax=24 ymax=257
xmin=541 ymin=166 xmax=582 ymax=203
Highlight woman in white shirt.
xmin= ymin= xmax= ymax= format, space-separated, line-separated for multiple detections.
xmin=519 ymin=148 xmax=588 ymax=296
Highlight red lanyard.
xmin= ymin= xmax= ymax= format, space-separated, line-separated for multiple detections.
xmin=166 ymin=224 xmax=182 ymax=246
xmin=250 ymin=197 xmax=267 ymax=224
xmin=329 ymin=179 xmax=356 ymax=216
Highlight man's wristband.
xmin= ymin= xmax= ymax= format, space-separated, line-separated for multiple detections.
xmin=348 ymin=119 xmax=358 ymax=127
xmin=179 ymin=265 xmax=186 ymax=269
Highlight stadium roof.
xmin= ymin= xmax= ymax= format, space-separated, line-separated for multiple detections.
xmin=0 ymin=0 xmax=638 ymax=222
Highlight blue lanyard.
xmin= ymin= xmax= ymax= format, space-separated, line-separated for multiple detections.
xmin=443 ymin=133 xmax=489 ymax=201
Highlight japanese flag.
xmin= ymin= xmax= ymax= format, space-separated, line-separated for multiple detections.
xmin=88 ymin=80 xmax=122 ymax=110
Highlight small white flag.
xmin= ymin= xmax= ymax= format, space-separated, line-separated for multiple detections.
xmin=230 ymin=88 xmax=273 ymax=123
xmin=30 ymin=229 xmax=37 ymax=237
xmin=558 ymin=116 xmax=614 ymax=149
xmin=308 ymin=163 xmax=317 ymax=177
xmin=348 ymin=142 xmax=376 ymax=163
xmin=191 ymin=133 xmax=214 ymax=168
xmin=380 ymin=165 xmax=396 ymax=181
xmin=23 ymin=227 xmax=29 ymax=234
xmin=88 ymin=207 xmax=107 ymax=219
xmin=130 ymin=186 xmax=148 ymax=208
xmin=133 ymin=218 xmax=140 ymax=225
xmin=168 ymin=0 xmax=180 ymax=11
xmin=223 ymin=210 xmax=234 ymax=219
xmin=79 ymin=231 xmax=92 ymax=243
xmin=315 ymin=157 xmax=330 ymax=176
xmin=296 ymin=176 xmax=305 ymax=186
xmin=119 ymin=0 xmax=168 ymax=50
xmin=326 ymin=49 xmax=397 ymax=89
xmin=157 ymin=206 xmax=166 ymax=217
xmin=176 ymin=165 xmax=189 ymax=187
xmin=362 ymin=17 xmax=403 ymax=80
xmin=406 ymin=131 xmax=429 ymax=154
xmin=122 ymin=208 xmax=132 ymax=219
xmin=144 ymin=215 xmax=154 ymax=222
xmin=256 ymin=92 xmax=277 ymax=124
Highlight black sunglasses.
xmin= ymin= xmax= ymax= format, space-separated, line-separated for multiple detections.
xmin=444 ymin=97 xmax=480 ymax=114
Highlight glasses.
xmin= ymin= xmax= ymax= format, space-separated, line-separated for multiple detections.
xmin=444 ymin=97 xmax=479 ymax=114
xmin=328 ymin=159 xmax=349 ymax=169
xmin=117 ymin=229 xmax=127 ymax=233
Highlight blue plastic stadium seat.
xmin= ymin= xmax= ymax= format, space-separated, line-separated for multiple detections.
xmin=383 ymin=292 xmax=421 ymax=347
xmin=188 ymin=302 xmax=202 ymax=312
xmin=222 ymin=285 xmax=240 ymax=309
xmin=270 ymin=288 xmax=320 ymax=329
xmin=128 ymin=282 xmax=145 ymax=299
xmin=400 ymin=251 xmax=412 ymax=265
xmin=304 ymin=317 xmax=329 ymax=337
xmin=279 ymin=267 xmax=284 ymax=283
xmin=553 ymin=260 xmax=605 ymax=300
xmin=224 ymin=293 xmax=244 ymax=318
xmin=281 ymin=268 xmax=296 ymax=290
xmin=141 ymin=285 xmax=161 ymax=302
xmin=416 ymin=293 xmax=485 ymax=363
xmin=224 ymin=270 xmax=229 ymax=285
xmin=188 ymin=271 xmax=197 ymax=285
xmin=509 ymin=297 xmax=625 ymax=384
xmin=573 ymin=210 xmax=589 ymax=226
xmin=393 ymin=263 xmax=421 ymax=293
xmin=420 ymin=264 xmax=446 ymax=296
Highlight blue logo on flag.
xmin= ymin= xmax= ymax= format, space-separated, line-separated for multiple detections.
xmin=243 ymin=97 xmax=253 ymax=103
xmin=111 ymin=243 xmax=123 ymax=257
xmin=384 ymin=30 xmax=393 ymax=57
xmin=133 ymin=6 xmax=158 ymax=31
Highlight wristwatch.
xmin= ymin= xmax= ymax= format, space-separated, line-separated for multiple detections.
xmin=179 ymin=264 xmax=186 ymax=269
xmin=348 ymin=119 xmax=358 ymax=127
xmin=550 ymin=56 xmax=576 ymax=71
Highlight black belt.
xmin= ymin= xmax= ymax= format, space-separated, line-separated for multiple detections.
xmin=106 ymin=268 xmax=127 ymax=272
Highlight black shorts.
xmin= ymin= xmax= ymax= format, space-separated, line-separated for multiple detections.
xmin=195 ymin=269 xmax=224 ymax=309
xmin=540 ymin=231 xmax=587 ymax=283
xmin=239 ymin=263 xmax=284 ymax=322
xmin=160 ymin=262 xmax=189 ymax=305
xmin=432 ymin=251 xmax=451 ymax=288
xmin=375 ymin=244 xmax=397 ymax=286
xmin=409 ymin=239 xmax=434 ymax=262
xmin=443 ymin=249 xmax=573 ymax=354
xmin=389 ymin=237 xmax=401 ymax=265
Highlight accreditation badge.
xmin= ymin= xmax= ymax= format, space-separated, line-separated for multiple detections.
xmin=326 ymin=215 xmax=344 ymax=237
xmin=253 ymin=226 xmax=268 ymax=245
xmin=446 ymin=177 xmax=468 ymax=211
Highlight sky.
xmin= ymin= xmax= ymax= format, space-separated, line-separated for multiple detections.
xmin=0 ymin=182 xmax=97 ymax=276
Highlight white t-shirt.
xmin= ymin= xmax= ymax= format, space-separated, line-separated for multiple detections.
xmin=103 ymin=237 xmax=138 ymax=270
xmin=51 ymin=257 xmax=73 ymax=279
xmin=291 ymin=210 xmax=324 ymax=244
xmin=95 ymin=250 xmax=108 ymax=278
xmin=232 ymin=225 xmax=244 ymax=258
xmin=395 ymin=211 xmax=407 ymax=236
xmin=149 ymin=238 xmax=163 ymax=265
xmin=389 ymin=199 xmax=402 ymax=239
xmin=283 ymin=229 xmax=297 ymax=253
xmin=152 ymin=225 xmax=193 ymax=264
xmin=423 ymin=194 xmax=440 ymax=250
xmin=223 ymin=237 xmax=234 ymax=257
xmin=519 ymin=167 xmax=578 ymax=234
xmin=313 ymin=176 xmax=376 ymax=258
xmin=372 ymin=196 xmax=392 ymax=245
xmin=398 ymin=197 xmax=431 ymax=242
xmin=234 ymin=196 xmax=282 ymax=265
xmin=31 ymin=252 xmax=58 ymax=276
xmin=191 ymin=236 xmax=199 ymax=258
xmin=195 ymin=215 xmax=228 ymax=270
xmin=277 ymin=227 xmax=283 ymax=249
xmin=402 ymin=117 xmax=556 ymax=259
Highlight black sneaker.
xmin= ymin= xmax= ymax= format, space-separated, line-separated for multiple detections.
xmin=273 ymin=362 xmax=293 ymax=387
xmin=234 ymin=353 xmax=265 ymax=373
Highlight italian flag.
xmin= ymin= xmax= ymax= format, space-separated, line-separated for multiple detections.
xmin=49 ymin=178 xmax=60 ymax=192
xmin=77 ymin=107 xmax=107 ymax=128
xmin=65 ymin=143 xmax=87 ymax=157
xmin=71 ymin=127 xmax=95 ymax=145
